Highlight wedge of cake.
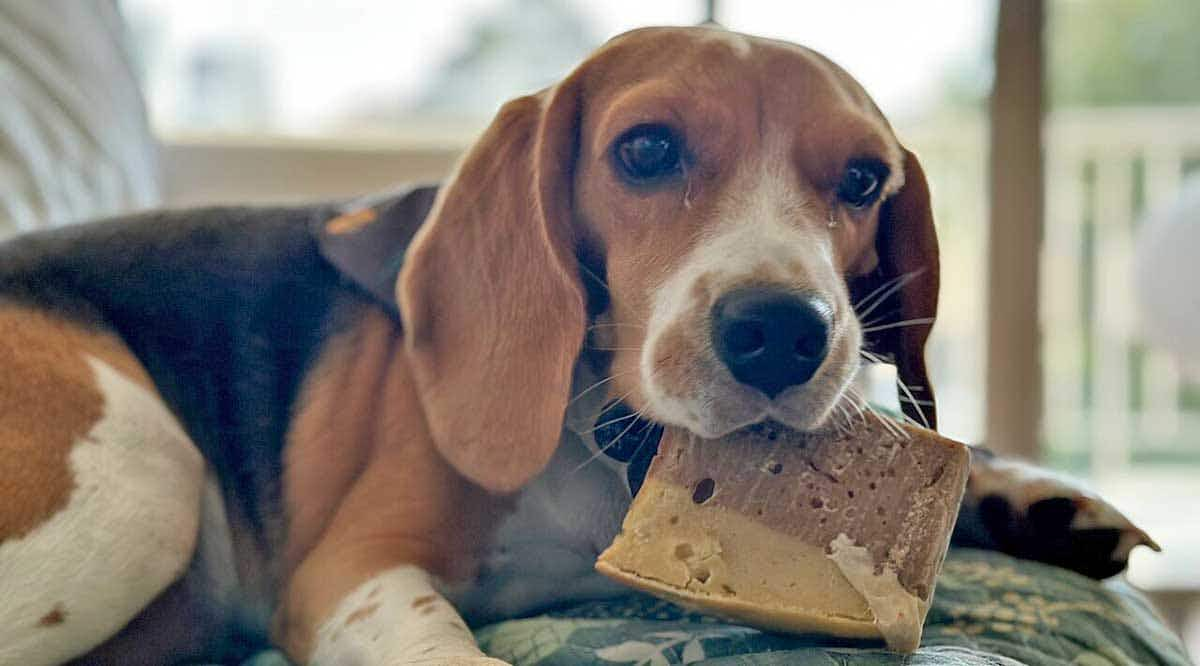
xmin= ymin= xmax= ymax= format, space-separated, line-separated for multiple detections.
xmin=595 ymin=417 xmax=970 ymax=652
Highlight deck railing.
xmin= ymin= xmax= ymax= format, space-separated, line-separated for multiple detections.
xmin=903 ymin=107 xmax=1200 ymax=474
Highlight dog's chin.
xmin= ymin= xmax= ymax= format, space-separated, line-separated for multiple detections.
xmin=640 ymin=396 xmax=765 ymax=440
xmin=767 ymin=382 xmax=848 ymax=433
xmin=705 ymin=398 xmax=842 ymax=438
xmin=639 ymin=377 xmax=849 ymax=440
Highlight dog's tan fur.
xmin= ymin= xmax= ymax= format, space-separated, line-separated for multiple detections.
xmin=0 ymin=305 xmax=204 ymax=666
xmin=278 ymin=308 xmax=507 ymax=659
xmin=0 ymin=305 xmax=154 ymax=541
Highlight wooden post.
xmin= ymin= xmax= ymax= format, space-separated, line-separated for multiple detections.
xmin=986 ymin=0 xmax=1045 ymax=459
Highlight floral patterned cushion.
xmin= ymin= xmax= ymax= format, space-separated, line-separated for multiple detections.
xmin=233 ymin=549 xmax=1188 ymax=666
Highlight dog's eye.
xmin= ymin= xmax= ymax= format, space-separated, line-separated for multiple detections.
xmin=837 ymin=160 xmax=888 ymax=208
xmin=613 ymin=124 xmax=683 ymax=184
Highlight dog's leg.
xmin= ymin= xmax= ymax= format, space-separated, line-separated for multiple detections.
xmin=307 ymin=565 xmax=503 ymax=666
xmin=0 ymin=307 xmax=204 ymax=666
xmin=277 ymin=470 xmax=507 ymax=666
xmin=952 ymin=447 xmax=1158 ymax=579
xmin=277 ymin=455 xmax=508 ymax=666
xmin=277 ymin=326 xmax=507 ymax=666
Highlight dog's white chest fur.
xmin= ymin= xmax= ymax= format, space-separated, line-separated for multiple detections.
xmin=447 ymin=401 xmax=635 ymax=624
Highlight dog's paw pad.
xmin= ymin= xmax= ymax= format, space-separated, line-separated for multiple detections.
xmin=962 ymin=457 xmax=1159 ymax=579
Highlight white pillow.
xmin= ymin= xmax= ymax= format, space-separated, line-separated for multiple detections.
xmin=0 ymin=0 xmax=159 ymax=236
xmin=1135 ymin=175 xmax=1200 ymax=378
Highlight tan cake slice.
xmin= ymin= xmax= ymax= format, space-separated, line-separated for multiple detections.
xmin=595 ymin=417 xmax=970 ymax=652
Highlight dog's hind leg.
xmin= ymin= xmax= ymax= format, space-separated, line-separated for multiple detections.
xmin=0 ymin=305 xmax=205 ymax=666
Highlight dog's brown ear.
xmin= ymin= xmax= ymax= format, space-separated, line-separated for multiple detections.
xmin=397 ymin=84 xmax=586 ymax=494
xmin=848 ymin=148 xmax=940 ymax=429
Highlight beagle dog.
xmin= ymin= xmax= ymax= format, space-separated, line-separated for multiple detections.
xmin=0 ymin=26 xmax=1155 ymax=665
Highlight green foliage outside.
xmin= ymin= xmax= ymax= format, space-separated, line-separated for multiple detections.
xmin=1049 ymin=0 xmax=1200 ymax=107
xmin=942 ymin=0 xmax=1200 ymax=110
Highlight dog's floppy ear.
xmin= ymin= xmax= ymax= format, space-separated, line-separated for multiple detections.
xmin=849 ymin=148 xmax=940 ymax=429
xmin=397 ymin=83 xmax=586 ymax=494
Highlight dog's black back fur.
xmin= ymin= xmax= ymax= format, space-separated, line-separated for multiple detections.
xmin=0 ymin=204 xmax=384 ymax=543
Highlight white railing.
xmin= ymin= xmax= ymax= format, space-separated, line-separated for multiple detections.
xmin=902 ymin=107 xmax=1200 ymax=474
xmin=1043 ymin=108 xmax=1200 ymax=476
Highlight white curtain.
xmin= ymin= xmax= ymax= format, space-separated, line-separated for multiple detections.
xmin=0 ymin=0 xmax=159 ymax=236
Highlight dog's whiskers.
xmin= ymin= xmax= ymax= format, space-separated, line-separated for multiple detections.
xmin=866 ymin=353 xmax=930 ymax=430
xmin=852 ymin=270 xmax=920 ymax=312
xmin=860 ymin=317 xmax=936 ymax=334
xmin=859 ymin=349 xmax=887 ymax=364
xmin=833 ymin=401 xmax=854 ymax=436
xmin=848 ymin=384 xmax=908 ymax=440
xmin=571 ymin=372 xmax=660 ymax=475
xmin=856 ymin=349 xmax=922 ymax=434
xmin=578 ymin=264 xmax=654 ymax=328
xmin=851 ymin=271 xmax=910 ymax=311
xmin=595 ymin=382 xmax=643 ymax=416
xmin=567 ymin=368 xmax=636 ymax=406
xmin=586 ymin=322 xmax=646 ymax=331
xmin=580 ymin=411 xmax=639 ymax=435
xmin=614 ymin=403 xmax=657 ymax=484
xmin=579 ymin=263 xmax=610 ymax=294
xmin=853 ymin=269 xmax=924 ymax=322
xmin=875 ymin=408 xmax=909 ymax=440
xmin=845 ymin=387 xmax=868 ymax=424
xmin=858 ymin=308 xmax=900 ymax=330
xmin=572 ymin=405 xmax=649 ymax=475
xmin=858 ymin=350 xmax=931 ymax=420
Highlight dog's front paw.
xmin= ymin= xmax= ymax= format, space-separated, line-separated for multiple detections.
xmin=953 ymin=450 xmax=1160 ymax=579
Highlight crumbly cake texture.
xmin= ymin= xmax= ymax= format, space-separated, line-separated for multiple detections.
xmin=595 ymin=417 xmax=970 ymax=652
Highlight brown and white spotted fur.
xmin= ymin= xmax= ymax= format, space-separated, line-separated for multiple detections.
xmin=0 ymin=26 xmax=1155 ymax=666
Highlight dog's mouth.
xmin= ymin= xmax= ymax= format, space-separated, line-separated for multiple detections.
xmin=592 ymin=400 xmax=664 ymax=496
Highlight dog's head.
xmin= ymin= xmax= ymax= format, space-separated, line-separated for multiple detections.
xmin=398 ymin=26 xmax=939 ymax=494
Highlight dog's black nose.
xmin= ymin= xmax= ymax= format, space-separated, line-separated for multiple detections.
xmin=711 ymin=288 xmax=832 ymax=398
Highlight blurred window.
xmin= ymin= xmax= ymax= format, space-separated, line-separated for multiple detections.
xmin=1042 ymin=0 xmax=1200 ymax=594
xmin=120 ymin=0 xmax=703 ymax=139
xmin=1043 ymin=0 xmax=1200 ymax=473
